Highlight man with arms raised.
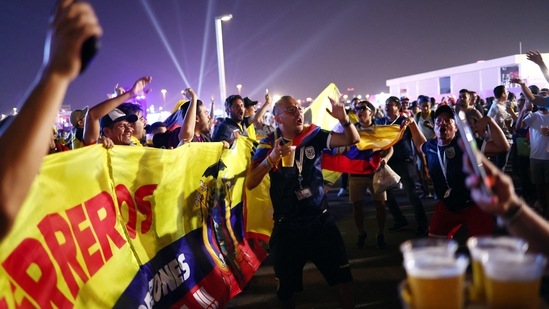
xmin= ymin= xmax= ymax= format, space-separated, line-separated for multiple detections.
xmin=408 ymin=105 xmax=509 ymax=238
xmin=246 ymin=95 xmax=359 ymax=309
xmin=83 ymin=76 xmax=151 ymax=146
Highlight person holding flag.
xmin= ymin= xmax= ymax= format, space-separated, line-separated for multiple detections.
xmin=347 ymin=100 xmax=393 ymax=249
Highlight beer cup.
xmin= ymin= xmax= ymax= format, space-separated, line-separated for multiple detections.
xmin=400 ymin=238 xmax=458 ymax=263
xmin=281 ymin=145 xmax=296 ymax=167
xmin=403 ymin=255 xmax=469 ymax=309
xmin=466 ymin=236 xmax=527 ymax=301
xmin=482 ymin=252 xmax=546 ymax=309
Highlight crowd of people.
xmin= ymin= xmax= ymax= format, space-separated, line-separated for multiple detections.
xmin=4 ymin=1 xmax=549 ymax=308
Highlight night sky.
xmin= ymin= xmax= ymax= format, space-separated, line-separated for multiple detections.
xmin=2 ymin=0 xmax=549 ymax=115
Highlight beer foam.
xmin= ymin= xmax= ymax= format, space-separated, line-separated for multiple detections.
xmin=483 ymin=254 xmax=546 ymax=281
xmin=405 ymin=256 xmax=468 ymax=278
xmin=467 ymin=236 xmax=527 ymax=260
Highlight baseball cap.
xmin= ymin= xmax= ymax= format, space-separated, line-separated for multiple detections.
xmin=400 ymin=96 xmax=410 ymax=102
xmin=70 ymin=106 xmax=89 ymax=127
xmin=100 ymin=108 xmax=138 ymax=130
xmin=434 ymin=105 xmax=455 ymax=119
xmin=417 ymin=95 xmax=430 ymax=104
xmin=408 ymin=101 xmax=418 ymax=110
xmin=243 ymin=97 xmax=258 ymax=107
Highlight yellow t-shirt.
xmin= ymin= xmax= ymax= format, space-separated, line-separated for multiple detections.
xmin=130 ymin=136 xmax=143 ymax=147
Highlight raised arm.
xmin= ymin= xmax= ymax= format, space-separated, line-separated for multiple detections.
xmin=474 ymin=116 xmax=510 ymax=155
xmin=178 ymin=88 xmax=197 ymax=145
xmin=248 ymin=93 xmax=272 ymax=125
xmin=327 ymin=97 xmax=360 ymax=147
xmin=0 ymin=0 xmax=102 ymax=240
xmin=515 ymin=99 xmax=533 ymax=130
xmin=510 ymin=77 xmax=535 ymax=102
xmin=83 ymin=76 xmax=152 ymax=144
xmin=404 ymin=117 xmax=427 ymax=154
xmin=527 ymin=50 xmax=549 ymax=84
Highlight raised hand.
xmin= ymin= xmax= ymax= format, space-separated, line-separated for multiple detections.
xmin=46 ymin=0 xmax=102 ymax=80
xmin=527 ymin=50 xmax=544 ymax=66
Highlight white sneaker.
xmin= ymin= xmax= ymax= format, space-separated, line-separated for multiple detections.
xmin=337 ymin=188 xmax=346 ymax=197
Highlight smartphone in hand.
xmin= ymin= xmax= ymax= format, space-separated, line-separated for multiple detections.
xmin=80 ymin=36 xmax=99 ymax=74
xmin=456 ymin=111 xmax=493 ymax=196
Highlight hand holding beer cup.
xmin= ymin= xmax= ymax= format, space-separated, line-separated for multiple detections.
xmin=281 ymin=145 xmax=297 ymax=167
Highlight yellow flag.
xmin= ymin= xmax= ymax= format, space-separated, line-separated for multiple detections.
xmin=303 ymin=83 xmax=340 ymax=130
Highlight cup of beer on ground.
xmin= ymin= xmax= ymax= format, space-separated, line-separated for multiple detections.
xmin=403 ymin=254 xmax=469 ymax=309
xmin=400 ymin=238 xmax=458 ymax=263
xmin=482 ymin=252 xmax=546 ymax=309
xmin=281 ymin=145 xmax=297 ymax=167
xmin=466 ymin=236 xmax=528 ymax=302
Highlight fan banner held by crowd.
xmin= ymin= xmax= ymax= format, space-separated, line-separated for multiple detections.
xmin=0 ymin=138 xmax=268 ymax=308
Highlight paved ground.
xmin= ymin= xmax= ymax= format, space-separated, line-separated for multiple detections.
xmin=227 ymin=184 xmax=440 ymax=309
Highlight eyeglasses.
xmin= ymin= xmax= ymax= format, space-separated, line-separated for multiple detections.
xmin=354 ymin=106 xmax=371 ymax=112
xmin=280 ymin=106 xmax=303 ymax=115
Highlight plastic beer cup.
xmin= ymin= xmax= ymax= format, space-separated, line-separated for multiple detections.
xmin=466 ymin=236 xmax=527 ymax=301
xmin=281 ymin=145 xmax=296 ymax=167
xmin=482 ymin=252 xmax=546 ymax=309
xmin=404 ymin=255 xmax=469 ymax=309
xmin=400 ymin=238 xmax=458 ymax=263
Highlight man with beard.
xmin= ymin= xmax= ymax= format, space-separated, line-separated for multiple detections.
xmin=407 ymin=105 xmax=509 ymax=238
xmin=212 ymin=94 xmax=251 ymax=146
xmin=246 ymin=95 xmax=359 ymax=308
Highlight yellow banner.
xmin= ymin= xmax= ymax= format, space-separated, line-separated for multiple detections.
xmin=0 ymin=138 xmax=267 ymax=308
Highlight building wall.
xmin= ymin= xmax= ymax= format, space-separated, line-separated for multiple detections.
xmin=387 ymin=54 xmax=549 ymax=101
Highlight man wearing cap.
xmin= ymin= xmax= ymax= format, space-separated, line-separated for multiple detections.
xmin=118 ymin=102 xmax=147 ymax=146
xmin=407 ymin=105 xmax=509 ymax=238
xmin=69 ymin=106 xmax=89 ymax=149
xmin=83 ymin=76 xmax=152 ymax=146
xmin=244 ymin=94 xmax=272 ymax=140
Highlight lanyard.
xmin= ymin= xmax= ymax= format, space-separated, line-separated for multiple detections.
xmin=387 ymin=116 xmax=398 ymax=125
xmin=295 ymin=148 xmax=305 ymax=188
xmin=436 ymin=146 xmax=450 ymax=187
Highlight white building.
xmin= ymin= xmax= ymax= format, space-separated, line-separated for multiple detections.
xmin=386 ymin=53 xmax=549 ymax=101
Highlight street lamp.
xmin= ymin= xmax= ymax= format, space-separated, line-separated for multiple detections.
xmin=236 ymin=84 xmax=242 ymax=95
xmin=215 ymin=14 xmax=233 ymax=103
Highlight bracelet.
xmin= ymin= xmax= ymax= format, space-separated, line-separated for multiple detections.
xmin=266 ymin=155 xmax=275 ymax=168
xmin=341 ymin=120 xmax=352 ymax=127
xmin=497 ymin=201 xmax=523 ymax=227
